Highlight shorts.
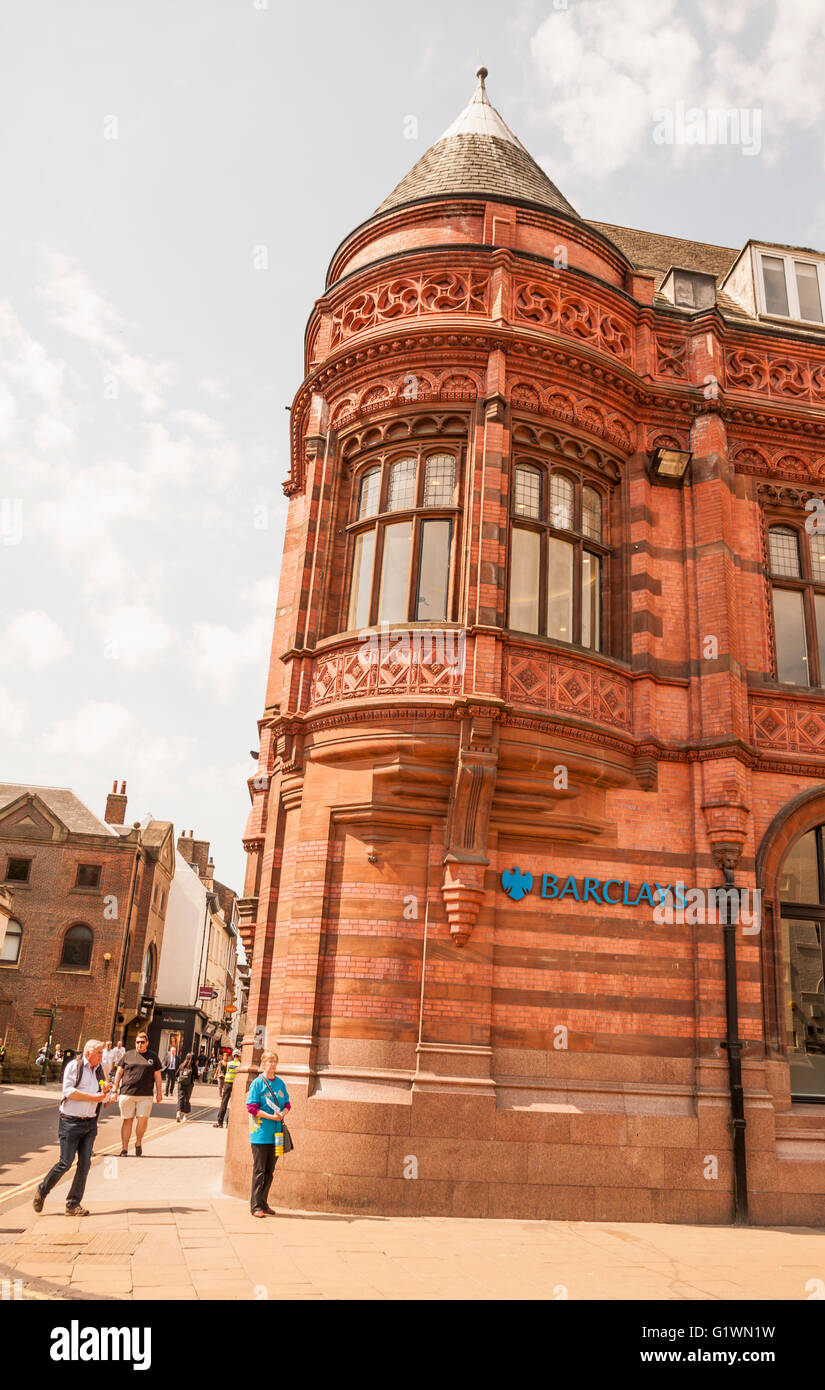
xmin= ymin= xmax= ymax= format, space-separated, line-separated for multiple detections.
xmin=118 ymin=1095 xmax=153 ymax=1119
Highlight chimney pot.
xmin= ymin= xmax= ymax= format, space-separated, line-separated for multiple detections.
xmin=105 ymin=781 xmax=128 ymax=826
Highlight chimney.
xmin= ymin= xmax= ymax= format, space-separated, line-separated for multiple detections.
xmin=105 ymin=779 xmax=128 ymax=825
xmin=190 ymin=839 xmax=211 ymax=879
xmin=177 ymin=830 xmax=210 ymax=879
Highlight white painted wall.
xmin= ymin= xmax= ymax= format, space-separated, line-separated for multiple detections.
xmin=155 ymin=850 xmax=207 ymax=1006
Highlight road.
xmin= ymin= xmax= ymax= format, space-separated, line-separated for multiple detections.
xmin=0 ymin=1081 xmax=220 ymax=1212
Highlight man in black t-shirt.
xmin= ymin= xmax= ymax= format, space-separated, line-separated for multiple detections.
xmin=110 ymin=1032 xmax=163 ymax=1157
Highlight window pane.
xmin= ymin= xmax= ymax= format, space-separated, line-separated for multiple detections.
xmin=6 ymin=858 xmax=31 ymax=882
xmin=781 ymin=917 xmax=825 ymax=1081
xmin=762 ymin=254 xmax=790 ymax=316
xmin=814 ymin=582 xmax=825 ymax=679
xmin=0 ymin=920 xmax=21 ymax=963
xmin=773 ymin=587 xmax=809 ymax=685
xmin=550 ymin=475 xmax=573 ymax=531
xmin=582 ymin=551 xmax=601 ymax=650
xmin=812 ymin=533 xmax=825 ymax=584
xmin=61 ymin=926 xmax=92 ymax=970
xmin=357 ymin=468 xmax=380 ymax=520
xmin=514 ymin=466 xmax=541 ymax=519
xmin=769 ymin=527 xmax=800 ymax=577
xmin=415 ymin=520 xmax=451 ymax=621
xmin=780 ymin=830 xmax=820 ymax=904
xmin=509 ymin=527 xmax=540 ymax=633
xmin=547 ymin=537 xmax=574 ymax=641
xmin=378 ymin=520 xmax=413 ymax=623
xmin=347 ymin=529 xmax=376 ymax=629
xmin=795 ymin=262 xmax=823 ymax=322
xmin=423 ymin=454 xmax=455 ymax=507
xmin=386 ymin=457 xmax=416 ymax=512
xmin=582 ymin=486 xmax=602 ymax=541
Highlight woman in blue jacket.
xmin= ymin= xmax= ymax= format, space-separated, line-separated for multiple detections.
xmin=246 ymin=1050 xmax=290 ymax=1218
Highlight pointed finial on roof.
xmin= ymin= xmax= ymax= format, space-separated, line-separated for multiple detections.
xmin=474 ymin=66 xmax=490 ymax=105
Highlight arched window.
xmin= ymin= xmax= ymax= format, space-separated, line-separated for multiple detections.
xmin=509 ymin=464 xmax=609 ymax=651
xmin=768 ymin=522 xmax=825 ymax=686
xmin=59 ymin=924 xmax=92 ymax=970
xmin=779 ymin=825 xmax=825 ymax=1098
xmin=346 ymin=450 xmax=459 ymax=629
xmin=0 ymin=919 xmax=22 ymax=965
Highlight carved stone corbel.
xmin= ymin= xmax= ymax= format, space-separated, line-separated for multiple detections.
xmin=276 ymin=722 xmax=305 ymax=812
xmin=441 ymin=715 xmax=500 ymax=945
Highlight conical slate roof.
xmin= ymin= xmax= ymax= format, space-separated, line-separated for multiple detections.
xmin=375 ymin=68 xmax=578 ymax=219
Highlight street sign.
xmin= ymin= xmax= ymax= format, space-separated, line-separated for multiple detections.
xmin=199 ymin=987 xmax=218 ymax=1000
xmin=224 ymin=1004 xmax=237 ymax=1014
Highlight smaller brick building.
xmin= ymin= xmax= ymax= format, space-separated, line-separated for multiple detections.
xmin=0 ymin=781 xmax=174 ymax=1075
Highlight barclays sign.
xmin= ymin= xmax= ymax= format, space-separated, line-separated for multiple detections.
xmin=501 ymin=867 xmax=667 ymax=907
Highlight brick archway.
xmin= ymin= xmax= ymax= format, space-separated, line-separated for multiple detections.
xmin=756 ymin=783 xmax=825 ymax=1054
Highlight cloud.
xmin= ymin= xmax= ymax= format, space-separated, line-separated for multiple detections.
xmin=529 ymin=0 xmax=825 ymax=177
xmin=0 ymin=686 xmax=26 ymax=739
xmin=197 ymin=377 xmax=229 ymax=401
xmin=91 ymin=602 xmax=176 ymax=672
xmin=2 ymin=611 xmax=72 ymax=668
xmin=38 ymin=250 xmax=177 ymax=412
xmin=42 ymin=701 xmax=135 ymax=757
xmin=187 ymin=577 xmax=276 ymax=701
xmin=32 ymin=459 xmax=156 ymax=594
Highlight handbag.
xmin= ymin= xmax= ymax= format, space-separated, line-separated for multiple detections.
xmin=261 ymin=1076 xmax=294 ymax=1154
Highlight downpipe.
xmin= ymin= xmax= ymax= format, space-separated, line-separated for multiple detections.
xmin=720 ymin=863 xmax=749 ymax=1225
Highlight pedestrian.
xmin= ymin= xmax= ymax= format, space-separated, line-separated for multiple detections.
xmin=101 ymin=1041 xmax=115 ymax=1075
xmin=110 ymin=1039 xmax=126 ymax=1071
xmin=0 ymin=1037 xmax=6 ymax=1082
xmin=32 ymin=1039 xmax=113 ymax=1217
xmin=162 ymin=1039 xmax=179 ymax=1096
xmin=217 ymin=1053 xmax=227 ymax=1098
xmin=175 ymin=1051 xmax=196 ymax=1123
xmin=110 ymin=1031 xmax=163 ymax=1157
xmin=213 ymin=1050 xmax=240 ymax=1128
xmin=196 ymin=1050 xmax=207 ymax=1081
xmin=246 ymin=1050 xmax=290 ymax=1218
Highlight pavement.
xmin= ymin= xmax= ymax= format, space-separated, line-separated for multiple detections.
xmin=0 ymin=1085 xmax=824 ymax=1300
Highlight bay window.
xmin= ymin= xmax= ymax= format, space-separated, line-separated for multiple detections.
xmin=346 ymin=451 xmax=459 ymax=629
xmin=508 ymin=463 xmax=608 ymax=651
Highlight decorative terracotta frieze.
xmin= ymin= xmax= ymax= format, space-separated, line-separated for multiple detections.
xmin=329 ymin=270 xmax=490 ymax=347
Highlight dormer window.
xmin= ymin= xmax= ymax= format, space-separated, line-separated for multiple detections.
xmin=756 ymin=250 xmax=824 ymax=324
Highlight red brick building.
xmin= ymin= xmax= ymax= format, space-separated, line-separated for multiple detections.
xmin=226 ymin=72 xmax=825 ymax=1224
xmin=0 ymin=781 xmax=173 ymax=1073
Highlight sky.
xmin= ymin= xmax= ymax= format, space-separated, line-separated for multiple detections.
xmin=2 ymin=0 xmax=824 ymax=892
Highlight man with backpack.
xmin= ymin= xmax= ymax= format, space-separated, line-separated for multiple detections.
xmin=32 ymin=1039 xmax=113 ymax=1216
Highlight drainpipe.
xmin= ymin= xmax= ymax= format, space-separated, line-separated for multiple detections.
xmin=720 ymin=863 xmax=749 ymax=1225
xmin=111 ymin=844 xmax=142 ymax=1042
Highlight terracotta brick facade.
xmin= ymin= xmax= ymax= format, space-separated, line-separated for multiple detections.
xmin=226 ymin=78 xmax=825 ymax=1224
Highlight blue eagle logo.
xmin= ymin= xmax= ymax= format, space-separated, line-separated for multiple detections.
xmin=501 ymin=867 xmax=533 ymax=901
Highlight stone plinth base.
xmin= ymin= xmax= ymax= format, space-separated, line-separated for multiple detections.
xmin=222 ymin=1062 xmax=825 ymax=1225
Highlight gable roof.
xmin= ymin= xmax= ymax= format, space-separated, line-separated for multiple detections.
xmin=0 ymin=784 xmax=118 ymax=837
xmin=375 ymin=68 xmax=578 ymax=220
